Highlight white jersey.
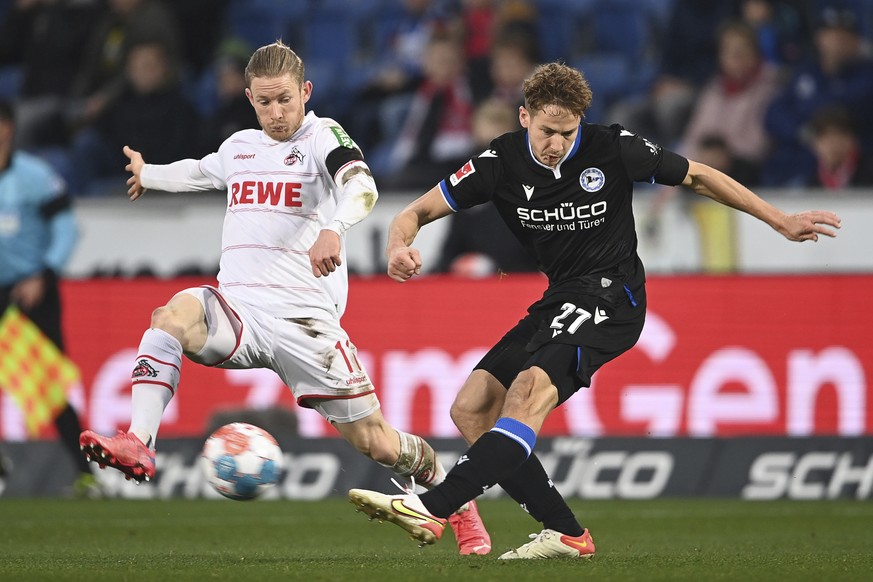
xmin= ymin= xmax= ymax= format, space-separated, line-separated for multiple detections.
xmin=142 ymin=111 xmax=371 ymax=319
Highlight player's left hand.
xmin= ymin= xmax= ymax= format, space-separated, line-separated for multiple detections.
xmin=309 ymin=229 xmax=342 ymax=277
xmin=777 ymin=210 xmax=841 ymax=242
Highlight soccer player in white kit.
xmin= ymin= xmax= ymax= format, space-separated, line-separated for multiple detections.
xmin=79 ymin=41 xmax=491 ymax=555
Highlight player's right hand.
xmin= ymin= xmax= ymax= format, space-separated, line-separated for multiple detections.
xmin=387 ymin=247 xmax=422 ymax=282
xmin=123 ymin=145 xmax=147 ymax=201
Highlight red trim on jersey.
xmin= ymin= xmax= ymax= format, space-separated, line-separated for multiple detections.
xmin=226 ymin=170 xmax=321 ymax=180
xmin=131 ymin=380 xmax=176 ymax=395
xmin=334 ymin=159 xmax=366 ymax=181
xmin=201 ymin=285 xmax=244 ymax=367
xmin=221 ymin=244 xmax=309 ymax=255
xmin=221 ymin=282 xmax=323 ymax=292
xmin=134 ymin=354 xmax=181 ymax=372
xmin=226 ymin=207 xmax=319 ymax=219
xmin=295 ymin=388 xmax=376 ymax=408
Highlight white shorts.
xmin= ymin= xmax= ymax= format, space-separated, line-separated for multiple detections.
xmin=180 ymin=286 xmax=379 ymax=424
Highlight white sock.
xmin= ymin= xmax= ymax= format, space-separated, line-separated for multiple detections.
xmin=385 ymin=431 xmax=447 ymax=489
xmin=128 ymin=328 xmax=183 ymax=448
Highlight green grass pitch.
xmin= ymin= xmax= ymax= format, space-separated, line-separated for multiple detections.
xmin=1 ymin=498 xmax=871 ymax=581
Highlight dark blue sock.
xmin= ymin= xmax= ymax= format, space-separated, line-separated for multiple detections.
xmin=419 ymin=418 xmax=536 ymax=518
xmin=499 ymin=454 xmax=585 ymax=536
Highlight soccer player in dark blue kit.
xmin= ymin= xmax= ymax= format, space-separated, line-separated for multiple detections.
xmin=349 ymin=62 xmax=841 ymax=559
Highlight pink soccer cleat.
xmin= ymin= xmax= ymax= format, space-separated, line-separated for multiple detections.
xmin=448 ymin=500 xmax=492 ymax=555
xmin=79 ymin=430 xmax=155 ymax=483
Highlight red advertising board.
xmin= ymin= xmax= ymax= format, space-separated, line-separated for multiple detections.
xmin=1 ymin=275 xmax=871 ymax=440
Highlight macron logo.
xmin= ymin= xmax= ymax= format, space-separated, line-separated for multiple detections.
xmin=594 ymin=307 xmax=609 ymax=325
xmin=523 ymin=184 xmax=535 ymax=200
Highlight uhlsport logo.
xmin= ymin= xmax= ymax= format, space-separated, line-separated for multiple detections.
xmin=580 ymin=167 xmax=605 ymax=192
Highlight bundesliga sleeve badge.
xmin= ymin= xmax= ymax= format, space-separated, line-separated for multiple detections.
xmin=449 ymin=160 xmax=476 ymax=186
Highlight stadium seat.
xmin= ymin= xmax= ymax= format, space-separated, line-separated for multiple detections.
xmin=568 ymin=0 xmax=663 ymax=103
xmin=305 ymin=58 xmax=345 ymax=118
xmin=225 ymin=0 xmax=309 ymax=49
xmin=0 ymin=65 xmax=22 ymax=99
xmin=533 ymin=0 xmax=595 ymax=62
xmin=573 ymin=54 xmax=632 ymax=123
xmin=863 ymin=0 xmax=873 ymax=39
xmin=806 ymin=0 xmax=873 ymax=38
xmin=300 ymin=3 xmax=383 ymax=109
xmin=638 ymin=0 xmax=676 ymax=32
xmin=301 ymin=12 xmax=361 ymax=66
xmin=533 ymin=0 xmax=664 ymax=71
xmin=576 ymin=0 xmax=662 ymax=64
xmin=314 ymin=0 xmax=381 ymax=18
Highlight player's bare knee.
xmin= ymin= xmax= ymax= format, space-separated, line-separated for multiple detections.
xmin=149 ymin=305 xmax=186 ymax=338
xmin=508 ymin=368 xmax=539 ymax=400
xmin=450 ymin=399 xmax=487 ymax=441
xmin=449 ymin=397 xmax=473 ymax=427
xmin=450 ymin=406 xmax=472 ymax=440
xmin=451 ymin=376 xmax=503 ymax=439
xmin=502 ymin=369 xmax=558 ymax=430
xmin=149 ymin=305 xmax=177 ymax=330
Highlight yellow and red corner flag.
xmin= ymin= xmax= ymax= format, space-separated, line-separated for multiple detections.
xmin=0 ymin=305 xmax=79 ymax=437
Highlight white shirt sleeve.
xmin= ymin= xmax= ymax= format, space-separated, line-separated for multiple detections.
xmin=140 ymin=154 xmax=226 ymax=192
xmin=325 ymin=160 xmax=379 ymax=235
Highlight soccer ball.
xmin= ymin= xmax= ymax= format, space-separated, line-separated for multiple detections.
xmin=201 ymin=422 xmax=283 ymax=500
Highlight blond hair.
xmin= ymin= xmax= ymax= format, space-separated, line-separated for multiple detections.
xmin=522 ymin=62 xmax=593 ymax=118
xmin=245 ymin=40 xmax=305 ymax=87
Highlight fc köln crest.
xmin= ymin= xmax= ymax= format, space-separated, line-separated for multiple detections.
xmin=284 ymin=146 xmax=305 ymax=166
xmin=132 ymin=358 xmax=158 ymax=378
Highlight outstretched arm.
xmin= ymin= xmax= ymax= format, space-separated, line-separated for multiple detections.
xmin=124 ymin=146 xmax=221 ymax=200
xmin=386 ymin=185 xmax=454 ymax=282
xmin=682 ymin=160 xmax=841 ymax=241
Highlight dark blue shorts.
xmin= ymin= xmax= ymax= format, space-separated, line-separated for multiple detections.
xmin=474 ymin=272 xmax=645 ymax=405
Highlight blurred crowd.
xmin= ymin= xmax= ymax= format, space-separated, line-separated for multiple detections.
xmin=0 ymin=0 xmax=871 ymax=198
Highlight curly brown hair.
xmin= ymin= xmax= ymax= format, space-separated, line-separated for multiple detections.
xmin=245 ymin=40 xmax=305 ymax=87
xmin=522 ymin=62 xmax=593 ymax=118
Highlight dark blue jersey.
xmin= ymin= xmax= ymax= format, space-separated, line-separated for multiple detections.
xmin=438 ymin=123 xmax=688 ymax=286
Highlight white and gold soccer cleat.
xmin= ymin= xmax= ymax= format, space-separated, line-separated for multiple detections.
xmin=498 ymin=528 xmax=596 ymax=559
xmin=349 ymin=488 xmax=446 ymax=546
